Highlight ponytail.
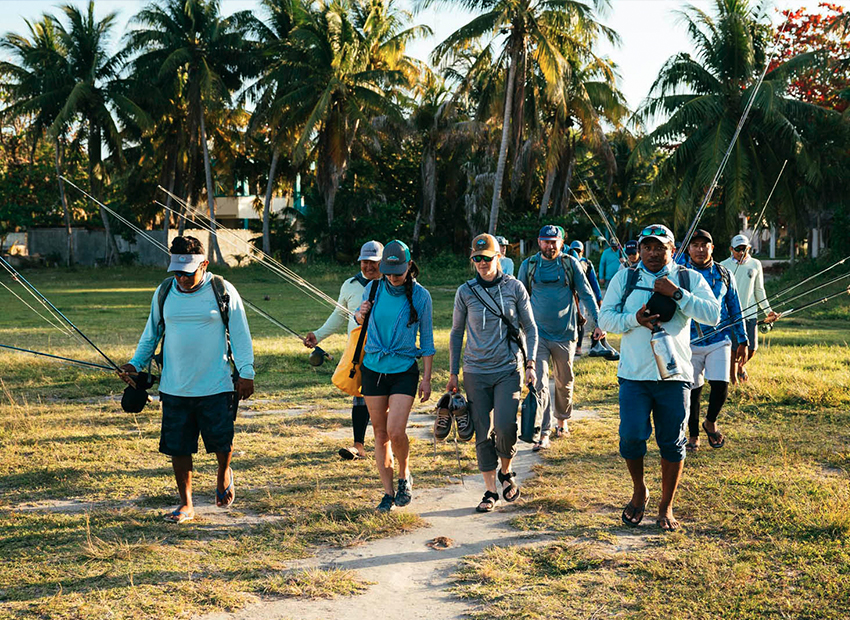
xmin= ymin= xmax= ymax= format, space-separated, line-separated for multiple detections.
xmin=405 ymin=260 xmax=420 ymax=327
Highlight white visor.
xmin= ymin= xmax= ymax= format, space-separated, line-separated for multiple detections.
xmin=168 ymin=254 xmax=206 ymax=273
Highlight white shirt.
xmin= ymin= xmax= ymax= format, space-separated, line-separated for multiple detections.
xmin=719 ymin=255 xmax=771 ymax=320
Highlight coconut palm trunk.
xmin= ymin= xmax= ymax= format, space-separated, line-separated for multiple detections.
xmin=54 ymin=138 xmax=74 ymax=267
xmin=199 ymin=109 xmax=225 ymax=265
xmin=488 ymin=41 xmax=519 ymax=235
xmin=539 ymin=166 xmax=556 ymax=218
xmin=88 ymin=122 xmax=120 ymax=265
xmin=262 ymin=146 xmax=281 ymax=255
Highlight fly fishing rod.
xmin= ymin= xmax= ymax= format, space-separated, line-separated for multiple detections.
xmin=156 ymin=186 xmax=352 ymax=317
xmin=572 ymin=177 xmax=629 ymax=266
xmin=0 ymin=343 xmax=114 ymax=371
xmin=0 ymin=255 xmax=121 ymax=370
xmin=567 ymin=187 xmax=607 ymax=245
xmin=733 ymin=160 xmax=788 ymax=275
xmin=760 ymin=285 xmax=850 ymax=324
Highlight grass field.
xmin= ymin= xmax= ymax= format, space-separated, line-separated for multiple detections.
xmin=0 ymin=259 xmax=849 ymax=619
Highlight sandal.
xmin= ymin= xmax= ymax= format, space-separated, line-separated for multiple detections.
xmin=338 ymin=447 xmax=364 ymax=461
xmin=686 ymin=439 xmax=699 ymax=452
xmin=621 ymin=497 xmax=647 ymax=526
xmin=216 ymin=467 xmax=235 ymax=508
xmin=702 ymin=421 xmax=725 ymax=448
xmin=476 ymin=491 xmax=500 ymax=513
xmin=497 ymin=470 xmax=520 ymax=502
xmin=164 ymin=509 xmax=194 ymax=524
xmin=656 ymin=516 xmax=680 ymax=532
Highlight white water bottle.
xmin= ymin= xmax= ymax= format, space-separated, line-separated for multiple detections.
xmin=650 ymin=325 xmax=680 ymax=379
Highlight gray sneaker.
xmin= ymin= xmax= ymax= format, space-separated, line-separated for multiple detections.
xmin=394 ymin=476 xmax=412 ymax=507
xmin=533 ymin=434 xmax=551 ymax=452
xmin=376 ymin=493 xmax=395 ymax=513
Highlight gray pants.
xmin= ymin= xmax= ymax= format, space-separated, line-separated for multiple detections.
xmin=535 ymin=337 xmax=576 ymax=433
xmin=464 ymin=369 xmax=522 ymax=472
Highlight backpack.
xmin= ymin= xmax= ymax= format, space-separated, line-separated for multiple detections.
xmin=524 ymin=253 xmax=574 ymax=296
xmin=616 ymin=266 xmax=692 ymax=312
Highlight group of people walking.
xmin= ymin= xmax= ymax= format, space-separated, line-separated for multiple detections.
xmin=117 ymin=222 xmax=776 ymax=530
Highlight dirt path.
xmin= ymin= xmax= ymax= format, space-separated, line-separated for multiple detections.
xmin=202 ymin=407 xmax=602 ymax=620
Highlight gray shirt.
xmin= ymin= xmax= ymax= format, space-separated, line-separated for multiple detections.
xmin=449 ymin=275 xmax=538 ymax=375
xmin=517 ymin=252 xmax=599 ymax=342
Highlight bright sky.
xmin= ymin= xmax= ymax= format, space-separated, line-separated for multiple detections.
xmin=0 ymin=0 xmax=834 ymax=113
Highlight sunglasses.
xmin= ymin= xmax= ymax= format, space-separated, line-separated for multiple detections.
xmin=471 ymin=255 xmax=495 ymax=263
xmin=173 ymin=270 xmax=198 ymax=278
xmin=733 ymin=246 xmax=748 ymax=252
xmin=640 ymin=226 xmax=669 ymax=237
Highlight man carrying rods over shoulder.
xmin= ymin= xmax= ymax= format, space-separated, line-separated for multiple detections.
xmin=118 ymin=236 xmax=255 ymax=524
xmin=684 ymin=230 xmax=748 ymax=451
xmin=599 ymin=225 xmax=719 ymax=532
xmin=719 ymin=234 xmax=778 ymax=383
xmin=303 ymin=241 xmax=383 ymax=461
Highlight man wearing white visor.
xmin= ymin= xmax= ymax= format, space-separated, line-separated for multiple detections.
xmin=119 ymin=235 xmax=255 ymax=524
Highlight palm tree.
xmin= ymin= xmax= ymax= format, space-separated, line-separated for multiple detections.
xmin=0 ymin=16 xmax=76 ymax=265
xmin=125 ymin=0 xmax=256 ymax=264
xmin=427 ymin=0 xmax=617 ymax=234
xmin=633 ymin=0 xmax=838 ymax=238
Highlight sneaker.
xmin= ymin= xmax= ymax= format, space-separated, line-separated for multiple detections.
xmin=554 ymin=425 xmax=569 ymax=439
xmin=434 ymin=393 xmax=453 ymax=441
xmin=376 ymin=493 xmax=395 ymax=513
xmin=394 ymin=476 xmax=412 ymax=507
xmin=533 ymin=434 xmax=551 ymax=451
xmin=588 ymin=340 xmax=608 ymax=357
xmin=454 ymin=408 xmax=475 ymax=442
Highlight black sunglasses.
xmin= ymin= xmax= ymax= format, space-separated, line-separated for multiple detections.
xmin=173 ymin=270 xmax=198 ymax=278
xmin=471 ymin=255 xmax=494 ymax=263
xmin=733 ymin=246 xmax=748 ymax=252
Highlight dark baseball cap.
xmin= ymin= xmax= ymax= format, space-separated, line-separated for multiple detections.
xmin=690 ymin=229 xmax=713 ymax=244
xmin=624 ymin=240 xmax=638 ymax=255
xmin=539 ymin=225 xmax=564 ymax=240
xmin=380 ymin=240 xmax=411 ymax=275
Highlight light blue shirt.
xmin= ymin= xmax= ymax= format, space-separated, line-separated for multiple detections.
xmin=599 ymin=247 xmax=622 ymax=282
xmin=366 ymin=282 xmax=412 ymax=373
xmin=129 ymin=273 xmax=255 ymax=397
xmin=500 ymin=256 xmax=515 ymax=276
xmin=598 ymin=261 xmax=720 ymax=383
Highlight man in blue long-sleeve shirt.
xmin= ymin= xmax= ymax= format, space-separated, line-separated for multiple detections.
xmin=118 ymin=236 xmax=255 ymax=524
xmin=684 ymin=230 xmax=748 ymax=451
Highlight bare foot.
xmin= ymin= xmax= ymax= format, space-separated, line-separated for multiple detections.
xmin=656 ymin=503 xmax=679 ymax=531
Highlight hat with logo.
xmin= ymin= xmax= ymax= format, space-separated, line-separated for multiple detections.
xmin=471 ymin=234 xmax=499 ymax=258
xmin=539 ymin=225 xmax=564 ymax=240
xmin=380 ymin=240 xmax=411 ymax=275
xmin=167 ymin=253 xmax=206 ymax=273
xmin=690 ymin=229 xmax=713 ymax=244
xmin=730 ymin=234 xmax=750 ymax=249
xmin=358 ymin=240 xmax=384 ymax=262
xmin=638 ymin=224 xmax=675 ymax=247
xmin=624 ymin=240 xmax=639 ymax=255
xmin=495 ymin=235 xmax=509 ymax=246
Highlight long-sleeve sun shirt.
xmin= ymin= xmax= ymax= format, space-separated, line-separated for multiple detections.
xmin=362 ymin=279 xmax=435 ymax=374
xmin=312 ymin=273 xmax=369 ymax=341
xmin=598 ymin=261 xmax=720 ymax=383
xmin=685 ymin=259 xmax=748 ymax=347
xmin=449 ymin=275 xmax=538 ymax=375
xmin=719 ymin=255 xmax=772 ymax=320
xmin=128 ymin=273 xmax=255 ymax=397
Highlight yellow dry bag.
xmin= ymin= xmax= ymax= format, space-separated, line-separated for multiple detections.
xmin=332 ymin=280 xmax=378 ymax=397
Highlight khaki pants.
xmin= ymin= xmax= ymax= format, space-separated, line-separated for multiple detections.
xmin=534 ymin=337 xmax=576 ymax=433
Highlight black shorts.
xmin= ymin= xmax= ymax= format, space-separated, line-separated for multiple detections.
xmin=159 ymin=392 xmax=235 ymax=456
xmin=361 ymin=362 xmax=419 ymax=398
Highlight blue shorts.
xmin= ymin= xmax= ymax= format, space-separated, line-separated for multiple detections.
xmin=159 ymin=392 xmax=235 ymax=456
xmin=617 ymin=378 xmax=689 ymax=462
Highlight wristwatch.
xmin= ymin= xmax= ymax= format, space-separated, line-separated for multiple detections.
xmin=672 ymin=288 xmax=683 ymax=301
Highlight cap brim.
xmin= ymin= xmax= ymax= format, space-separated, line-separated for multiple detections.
xmin=471 ymin=250 xmax=498 ymax=258
xmin=358 ymin=255 xmax=382 ymax=261
xmin=380 ymin=262 xmax=408 ymax=275
xmin=167 ymin=255 xmax=205 ymax=272
xmin=539 ymin=236 xmax=562 ymax=241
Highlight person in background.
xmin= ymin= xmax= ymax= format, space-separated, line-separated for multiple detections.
xmin=568 ymin=240 xmax=618 ymax=361
xmin=303 ymin=240 xmax=383 ymax=460
xmin=496 ymin=236 xmax=514 ymax=276
xmin=719 ymin=234 xmax=779 ymax=383
xmin=354 ymin=241 xmax=435 ymax=513
xmin=598 ymin=241 xmax=623 ymax=289
xmin=623 ymin=240 xmax=640 ymax=267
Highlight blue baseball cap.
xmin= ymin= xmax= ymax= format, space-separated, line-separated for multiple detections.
xmin=624 ymin=240 xmax=638 ymax=255
xmin=380 ymin=240 xmax=411 ymax=275
xmin=539 ymin=225 xmax=564 ymax=240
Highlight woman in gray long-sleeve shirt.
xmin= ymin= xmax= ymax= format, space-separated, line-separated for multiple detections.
xmin=446 ymin=234 xmax=538 ymax=513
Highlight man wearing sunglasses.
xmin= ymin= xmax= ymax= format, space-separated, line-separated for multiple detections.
xmin=719 ymin=234 xmax=778 ymax=383
xmin=118 ymin=236 xmax=255 ymax=524
xmin=599 ymin=224 xmax=720 ymax=532
xmin=517 ymin=225 xmax=605 ymax=450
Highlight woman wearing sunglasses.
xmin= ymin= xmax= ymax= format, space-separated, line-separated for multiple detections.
xmin=354 ymin=240 xmax=435 ymax=513
xmin=447 ymin=234 xmax=538 ymax=512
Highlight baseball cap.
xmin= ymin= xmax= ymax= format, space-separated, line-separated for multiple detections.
xmin=495 ymin=235 xmax=509 ymax=246
xmin=638 ymin=224 xmax=675 ymax=246
xmin=539 ymin=225 xmax=564 ymax=240
xmin=569 ymin=240 xmax=584 ymax=253
xmin=471 ymin=234 xmax=499 ymax=257
xmin=624 ymin=240 xmax=638 ymax=255
xmin=167 ymin=253 xmax=206 ymax=273
xmin=690 ymin=229 xmax=713 ymax=244
xmin=730 ymin=234 xmax=750 ymax=249
xmin=380 ymin=240 xmax=411 ymax=275
xmin=358 ymin=240 xmax=384 ymax=261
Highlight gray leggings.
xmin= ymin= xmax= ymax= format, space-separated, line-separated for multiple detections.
xmin=464 ymin=368 xmax=522 ymax=472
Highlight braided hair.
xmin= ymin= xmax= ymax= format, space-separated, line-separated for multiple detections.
xmin=404 ymin=260 xmax=420 ymax=327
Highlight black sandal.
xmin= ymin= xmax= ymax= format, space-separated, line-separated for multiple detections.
xmin=497 ymin=470 xmax=520 ymax=502
xmin=476 ymin=490 xmax=500 ymax=513
xmin=702 ymin=421 xmax=725 ymax=448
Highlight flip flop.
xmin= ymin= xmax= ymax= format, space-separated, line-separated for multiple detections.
xmin=216 ymin=467 xmax=235 ymax=508
xmin=338 ymin=447 xmax=364 ymax=461
xmin=164 ymin=509 xmax=194 ymax=524
xmin=702 ymin=421 xmax=726 ymax=448
xmin=621 ymin=498 xmax=647 ymax=526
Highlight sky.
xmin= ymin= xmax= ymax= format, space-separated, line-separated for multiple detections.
xmin=0 ymin=0 xmax=833 ymax=113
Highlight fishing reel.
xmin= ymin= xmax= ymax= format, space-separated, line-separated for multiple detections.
xmin=308 ymin=346 xmax=333 ymax=367
xmin=759 ymin=322 xmax=773 ymax=334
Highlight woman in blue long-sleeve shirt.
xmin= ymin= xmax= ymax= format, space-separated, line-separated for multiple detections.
xmin=354 ymin=240 xmax=435 ymax=513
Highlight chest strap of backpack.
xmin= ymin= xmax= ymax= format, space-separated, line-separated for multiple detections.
xmin=616 ymin=267 xmax=691 ymax=313
xmin=526 ymin=253 xmax=574 ymax=296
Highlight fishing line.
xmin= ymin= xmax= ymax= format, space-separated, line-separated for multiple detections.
xmin=0 ymin=255 xmax=120 ymax=370
xmin=734 ymin=160 xmax=788 ymax=276
xmin=761 ymin=286 xmax=850 ymax=321
xmin=0 ymin=277 xmax=77 ymax=338
xmin=0 ymin=343 xmax=114 ymax=371
xmin=675 ymin=20 xmax=791 ymax=262
xmin=156 ymin=187 xmax=351 ymax=317
xmin=574 ymin=176 xmax=629 ymax=265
